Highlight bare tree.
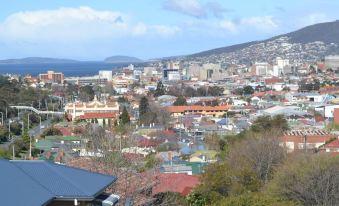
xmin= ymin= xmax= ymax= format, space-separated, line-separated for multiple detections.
xmin=79 ymin=124 xmax=161 ymax=205
xmin=267 ymin=154 xmax=339 ymax=206
xmin=228 ymin=130 xmax=287 ymax=183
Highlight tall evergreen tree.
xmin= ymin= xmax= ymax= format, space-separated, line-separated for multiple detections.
xmin=139 ymin=96 xmax=149 ymax=117
xmin=173 ymin=95 xmax=187 ymax=106
xmin=154 ymin=81 xmax=165 ymax=97
xmin=120 ymin=106 xmax=130 ymax=125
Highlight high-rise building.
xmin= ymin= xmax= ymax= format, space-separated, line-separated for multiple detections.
xmin=99 ymin=70 xmax=113 ymax=82
xmin=38 ymin=71 xmax=64 ymax=83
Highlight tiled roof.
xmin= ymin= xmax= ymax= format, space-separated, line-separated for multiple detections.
xmin=57 ymin=127 xmax=73 ymax=136
xmin=152 ymin=173 xmax=200 ymax=196
xmin=0 ymin=160 xmax=117 ymax=205
xmin=323 ymin=139 xmax=339 ymax=148
xmin=79 ymin=112 xmax=118 ymax=120
xmin=166 ymin=105 xmax=231 ymax=113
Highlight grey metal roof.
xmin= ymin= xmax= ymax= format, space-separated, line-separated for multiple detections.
xmin=0 ymin=160 xmax=117 ymax=206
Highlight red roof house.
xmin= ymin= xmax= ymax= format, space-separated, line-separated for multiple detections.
xmin=152 ymin=173 xmax=200 ymax=196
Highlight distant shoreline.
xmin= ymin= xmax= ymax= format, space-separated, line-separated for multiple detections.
xmin=0 ymin=62 xmax=139 ymax=77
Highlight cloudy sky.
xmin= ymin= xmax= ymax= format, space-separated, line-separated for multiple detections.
xmin=0 ymin=0 xmax=337 ymax=60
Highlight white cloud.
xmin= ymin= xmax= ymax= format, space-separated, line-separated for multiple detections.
xmin=218 ymin=20 xmax=237 ymax=33
xmin=133 ymin=23 xmax=148 ymax=36
xmin=212 ymin=16 xmax=279 ymax=33
xmin=240 ymin=16 xmax=278 ymax=31
xmin=0 ymin=6 xmax=178 ymax=44
xmin=163 ymin=0 xmax=226 ymax=18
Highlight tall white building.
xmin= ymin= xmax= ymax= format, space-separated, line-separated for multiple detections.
xmin=254 ymin=62 xmax=270 ymax=76
xmin=276 ymin=57 xmax=289 ymax=69
xmin=99 ymin=70 xmax=113 ymax=82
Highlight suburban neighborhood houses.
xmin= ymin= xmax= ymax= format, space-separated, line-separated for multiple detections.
xmin=1 ymin=54 xmax=339 ymax=205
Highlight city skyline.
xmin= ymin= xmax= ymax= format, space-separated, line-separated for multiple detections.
xmin=0 ymin=0 xmax=338 ymax=60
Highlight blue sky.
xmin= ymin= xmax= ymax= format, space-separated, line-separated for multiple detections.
xmin=0 ymin=0 xmax=338 ymax=60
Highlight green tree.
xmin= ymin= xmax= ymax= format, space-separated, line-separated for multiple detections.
xmin=173 ymin=95 xmax=187 ymax=106
xmin=0 ymin=125 xmax=8 ymax=143
xmin=243 ymin=86 xmax=254 ymax=95
xmin=79 ymin=85 xmax=95 ymax=102
xmin=139 ymin=96 xmax=149 ymax=117
xmin=120 ymin=107 xmax=130 ymax=125
xmin=139 ymin=96 xmax=157 ymax=124
xmin=153 ymin=192 xmax=188 ymax=206
xmin=0 ymin=148 xmax=10 ymax=159
xmin=251 ymin=115 xmax=288 ymax=133
xmin=208 ymin=86 xmax=224 ymax=96
xmin=154 ymin=81 xmax=165 ymax=97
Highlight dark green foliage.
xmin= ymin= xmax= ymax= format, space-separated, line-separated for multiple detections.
xmin=173 ymin=95 xmax=187 ymax=106
xmin=120 ymin=106 xmax=130 ymax=125
xmin=117 ymin=96 xmax=129 ymax=103
xmin=139 ymin=96 xmax=149 ymax=117
xmin=153 ymin=192 xmax=187 ymax=206
xmin=139 ymin=96 xmax=156 ymax=124
xmin=0 ymin=148 xmax=11 ymax=159
xmin=144 ymin=154 xmax=159 ymax=169
xmin=0 ymin=75 xmax=49 ymax=118
xmin=208 ymin=86 xmax=224 ymax=96
xmin=79 ymin=85 xmax=95 ymax=102
xmin=0 ymin=125 xmax=8 ymax=143
xmin=298 ymin=80 xmax=320 ymax=92
xmin=243 ymin=86 xmax=254 ymax=95
xmin=251 ymin=115 xmax=289 ymax=133
xmin=10 ymin=122 xmax=22 ymax=136
xmin=154 ymin=81 xmax=165 ymax=97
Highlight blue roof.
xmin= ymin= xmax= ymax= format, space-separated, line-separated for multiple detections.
xmin=0 ymin=160 xmax=117 ymax=205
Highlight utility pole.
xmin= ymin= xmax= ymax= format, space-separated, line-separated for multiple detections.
xmin=39 ymin=116 xmax=42 ymax=134
xmin=29 ymin=135 xmax=32 ymax=158
xmin=8 ymin=120 xmax=11 ymax=140
xmin=12 ymin=145 xmax=15 ymax=160
xmin=27 ymin=113 xmax=31 ymax=131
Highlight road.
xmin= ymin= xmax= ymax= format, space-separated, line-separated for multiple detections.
xmin=0 ymin=119 xmax=51 ymax=150
xmin=28 ymin=119 xmax=51 ymax=137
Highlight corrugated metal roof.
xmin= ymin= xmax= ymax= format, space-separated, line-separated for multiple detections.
xmin=0 ymin=160 xmax=54 ymax=206
xmin=0 ymin=160 xmax=117 ymax=205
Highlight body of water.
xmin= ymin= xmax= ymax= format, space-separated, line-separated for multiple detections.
xmin=0 ymin=62 xmax=132 ymax=77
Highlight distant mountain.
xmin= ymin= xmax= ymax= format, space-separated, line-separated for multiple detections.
xmin=104 ymin=55 xmax=142 ymax=63
xmin=0 ymin=57 xmax=79 ymax=64
xmin=189 ymin=20 xmax=339 ymax=63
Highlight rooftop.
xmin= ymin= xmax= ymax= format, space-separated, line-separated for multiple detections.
xmin=0 ymin=160 xmax=117 ymax=205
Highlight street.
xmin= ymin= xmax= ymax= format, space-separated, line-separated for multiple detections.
xmin=0 ymin=119 xmax=51 ymax=150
